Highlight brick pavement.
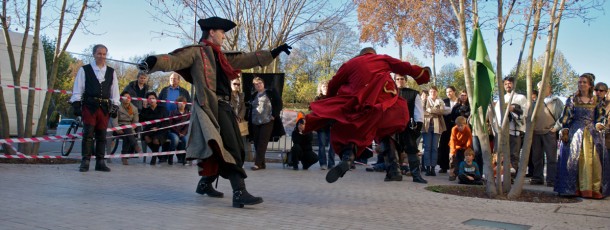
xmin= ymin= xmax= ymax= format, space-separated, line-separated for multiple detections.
xmin=0 ymin=159 xmax=608 ymax=230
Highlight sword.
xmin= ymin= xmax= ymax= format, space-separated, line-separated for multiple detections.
xmin=66 ymin=51 xmax=142 ymax=66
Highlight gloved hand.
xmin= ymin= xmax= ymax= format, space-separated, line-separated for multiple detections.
xmin=110 ymin=104 xmax=119 ymax=119
xmin=138 ymin=56 xmax=157 ymax=72
xmin=271 ymin=43 xmax=292 ymax=58
xmin=72 ymin=101 xmax=82 ymax=117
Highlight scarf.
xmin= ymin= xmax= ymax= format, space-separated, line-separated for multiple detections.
xmin=122 ymin=102 xmax=134 ymax=116
xmin=202 ymin=40 xmax=241 ymax=80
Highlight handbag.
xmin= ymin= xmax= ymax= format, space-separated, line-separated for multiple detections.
xmin=238 ymin=121 xmax=249 ymax=136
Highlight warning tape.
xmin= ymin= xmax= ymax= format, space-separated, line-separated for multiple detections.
xmin=0 ymin=113 xmax=190 ymax=144
xmin=0 ymin=150 xmax=187 ymax=159
xmin=107 ymin=113 xmax=190 ymax=132
xmin=110 ymin=121 xmax=189 ymax=139
xmin=0 ymin=84 xmax=193 ymax=105
xmin=0 ymin=84 xmax=72 ymax=94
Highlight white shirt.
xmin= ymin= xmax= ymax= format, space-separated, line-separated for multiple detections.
xmin=413 ymin=94 xmax=424 ymax=123
xmin=443 ymin=98 xmax=458 ymax=115
xmin=70 ymin=60 xmax=120 ymax=106
xmin=494 ymin=92 xmax=528 ymax=135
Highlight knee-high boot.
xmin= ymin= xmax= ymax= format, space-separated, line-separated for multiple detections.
xmin=80 ymin=125 xmax=94 ymax=172
xmin=229 ymin=173 xmax=263 ymax=208
xmin=382 ymin=138 xmax=402 ymax=182
xmin=94 ymin=130 xmax=110 ymax=172
xmin=325 ymin=143 xmax=355 ymax=183
xmin=408 ymin=153 xmax=427 ymax=184
xmin=196 ymin=175 xmax=224 ymax=198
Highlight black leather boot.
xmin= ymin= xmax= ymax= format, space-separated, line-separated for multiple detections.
xmin=229 ymin=174 xmax=263 ymax=208
xmin=382 ymin=138 xmax=402 ymax=182
xmin=326 ymin=143 xmax=355 ymax=183
xmin=79 ymin=157 xmax=91 ymax=172
xmin=150 ymin=156 xmax=157 ymax=165
xmin=196 ymin=176 xmax=224 ymax=198
xmin=425 ymin=166 xmax=432 ymax=176
xmin=408 ymin=153 xmax=427 ymax=184
xmin=429 ymin=165 xmax=436 ymax=176
xmin=95 ymin=158 xmax=111 ymax=172
xmin=80 ymin=125 xmax=94 ymax=172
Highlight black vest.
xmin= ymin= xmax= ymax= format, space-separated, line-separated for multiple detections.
xmin=82 ymin=64 xmax=114 ymax=113
xmin=83 ymin=64 xmax=114 ymax=99
xmin=399 ymin=88 xmax=419 ymax=121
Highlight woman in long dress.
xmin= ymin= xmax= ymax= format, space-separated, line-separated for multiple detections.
xmin=556 ymin=73 xmax=610 ymax=198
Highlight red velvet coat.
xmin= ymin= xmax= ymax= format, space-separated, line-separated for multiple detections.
xmin=304 ymin=53 xmax=429 ymax=157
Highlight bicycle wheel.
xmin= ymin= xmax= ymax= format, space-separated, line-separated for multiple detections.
xmin=61 ymin=122 xmax=79 ymax=156
xmin=110 ymin=137 xmax=120 ymax=155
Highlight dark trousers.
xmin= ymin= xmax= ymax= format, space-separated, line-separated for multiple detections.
xmin=449 ymin=149 xmax=466 ymax=178
xmin=437 ymin=130 xmax=451 ymax=170
xmin=290 ymin=145 xmax=318 ymax=170
xmin=509 ymin=134 xmax=524 ymax=173
xmin=531 ymin=132 xmax=557 ymax=183
xmin=81 ymin=106 xmax=110 ymax=158
xmin=120 ymin=128 xmax=137 ymax=154
xmin=252 ymin=121 xmax=273 ymax=168
xmin=458 ymin=173 xmax=483 ymax=185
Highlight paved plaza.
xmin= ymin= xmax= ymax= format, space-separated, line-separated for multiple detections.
xmin=1 ymin=156 xmax=609 ymax=230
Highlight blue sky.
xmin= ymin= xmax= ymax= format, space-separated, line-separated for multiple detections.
xmin=63 ymin=0 xmax=610 ymax=87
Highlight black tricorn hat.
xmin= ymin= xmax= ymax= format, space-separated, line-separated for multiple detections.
xmin=198 ymin=17 xmax=236 ymax=32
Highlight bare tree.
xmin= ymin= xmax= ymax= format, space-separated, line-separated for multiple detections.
xmin=355 ymin=0 xmax=460 ymax=84
xmin=146 ymin=0 xmax=353 ymax=73
xmin=1 ymin=0 xmax=33 ymax=149
xmin=0 ymin=0 xmax=100 ymax=154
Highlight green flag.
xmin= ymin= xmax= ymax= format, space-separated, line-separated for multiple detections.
xmin=468 ymin=27 xmax=495 ymax=120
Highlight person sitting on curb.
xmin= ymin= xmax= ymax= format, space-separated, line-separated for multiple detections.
xmin=457 ymin=148 xmax=483 ymax=185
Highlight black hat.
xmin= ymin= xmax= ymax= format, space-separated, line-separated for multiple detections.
xmin=198 ymin=17 xmax=236 ymax=32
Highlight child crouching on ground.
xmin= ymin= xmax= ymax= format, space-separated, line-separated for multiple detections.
xmin=449 ymin=116 xmax=472 ymax=181
xmin=458 ymin=148 xmax=483 ymax=185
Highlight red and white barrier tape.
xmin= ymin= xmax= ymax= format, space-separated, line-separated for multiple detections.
xmin=107 ymin=113 xmax=190 ymax=132
xmin=0 ymin=113 xmax=190 ymax=144
xmin=126 ymin=96 xmax=193 ymax=105
xmin=110 ymin=121 xmax=189 ymax=139
xmin=0 ymin=150 xmax=187 ymax=159
xmin=0 ymin=84 xmax=192 ymax=105
xmin=0 ymin=84 xmax=72 ymax=94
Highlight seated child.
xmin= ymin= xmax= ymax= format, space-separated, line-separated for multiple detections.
xmin=449 ymin=116 xmax=472 ymax=181
xmin=458 ymin=148 xmax=483 ymax=185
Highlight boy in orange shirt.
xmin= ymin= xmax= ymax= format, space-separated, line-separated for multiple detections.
xmin=449 ymin=116 xmax=472 ymax=181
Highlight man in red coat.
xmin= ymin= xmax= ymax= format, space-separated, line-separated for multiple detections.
xmin=304 ymin=47 xmax=430 ymax=183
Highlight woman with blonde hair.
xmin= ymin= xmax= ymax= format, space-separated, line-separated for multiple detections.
xmin=314 ymin=80 xmax=335 ymax=170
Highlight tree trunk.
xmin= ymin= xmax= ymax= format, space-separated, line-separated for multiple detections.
xmin=508 ymin=0 xmax=565 ymax=199
xmin=23 ymin=0 xmax=43 ymax=154
xmin=33 ymin=0 xmax=89 ymax=155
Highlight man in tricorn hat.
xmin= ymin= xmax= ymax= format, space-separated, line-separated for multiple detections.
xmin=139 ymin=16 xmax=291 ymax=208
xmin=304 ymin=47 xmax=431 ymax=183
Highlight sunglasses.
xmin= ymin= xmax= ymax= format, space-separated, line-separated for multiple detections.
xmin=595 ymin=89 xmax=607 ymax=92
xmin=233 ymin=83 xmax=241 ymax=86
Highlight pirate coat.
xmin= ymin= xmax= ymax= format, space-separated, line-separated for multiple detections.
xmin=149 ymin=44 xmax=273 ymax=164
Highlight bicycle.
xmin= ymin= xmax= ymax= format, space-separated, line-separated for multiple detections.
xmin=60 ymin=116 xmax=119 ymax=156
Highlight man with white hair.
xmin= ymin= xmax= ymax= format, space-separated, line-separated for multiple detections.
xmin=530 ymin=81 xmax=564 ymax=186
